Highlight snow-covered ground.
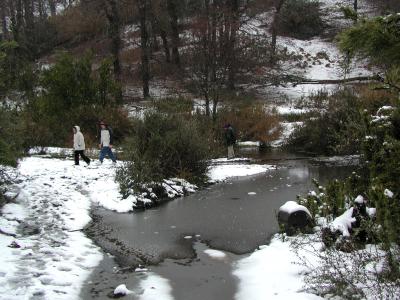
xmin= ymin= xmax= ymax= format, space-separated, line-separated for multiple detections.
xmin=0 ymin=153 xmax=276 ymax=300
xmin=234 ymin=236 xmax=323 ymax=300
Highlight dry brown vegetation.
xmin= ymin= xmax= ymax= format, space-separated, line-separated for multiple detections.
xmin=219 ymin=102 xmax=282 ymax=144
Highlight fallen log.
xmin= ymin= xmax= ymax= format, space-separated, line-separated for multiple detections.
xmin=295 ymin=75 xmax=380 ymax=85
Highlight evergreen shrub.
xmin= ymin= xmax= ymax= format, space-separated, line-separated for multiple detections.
xmin=286 ymin=89 xmax=366 ymax=155
xmin=0 ymin=107 xmax=24 ymax=167
xmin=277 ymin=0 xmax=325 ymax=39
xmin=116 ymin=112 xmax=210 ymax=196
xmin=294 ymin=104 xmax=400 ymax=298
xmin=0 ymin=106 xmax=25 ymax=208
xmin=25 ymin=54 xmax=131 ymax=147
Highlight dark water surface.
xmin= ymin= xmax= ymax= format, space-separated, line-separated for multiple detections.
xmin=81 ymin=153 xmax=354 ymax=299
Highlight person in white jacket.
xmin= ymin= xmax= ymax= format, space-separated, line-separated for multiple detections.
xmin=73 ymin=126 xmax=91 ymax=165
xmin=98 ymin=121 xmax=117 ymax=164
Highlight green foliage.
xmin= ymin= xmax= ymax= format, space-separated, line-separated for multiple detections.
xmin=287 ymin=89 xmax=367 ymax=155
xmin=362 ymin=106 xmax=400 ymax=247
xmin=338 ymin=14 xmax=400 ymax=68
xmin=41 ymin=54 xmax=96 ymax=109
xmin=297 ymin=104 xmax=400 ymax=298
xmin=298 ymin=175 xmax=364 ymax=220
xmin=336 ymin=16 xmax=400 ymax=248
xmin=340 ymin=6 xmax=358 ymax=22
xmin=25 ymin=53 xmax=129 ymax=147
xmin=295 ymin=13 xmax=400 ymax=299
xmin=0 ymin=106 xmax=24 ymax=167
xmin=0 ymin=105 xmax=24 ymax=208
xmin=116 ymin=112 xmax=210 ymax=196
xmin=97 ymin=58 xmax=121 ymax=106
xmin=0 ymin=41 xmax=36 ymax=99
xmin=277 ymin=0 xmax=325 ymax=39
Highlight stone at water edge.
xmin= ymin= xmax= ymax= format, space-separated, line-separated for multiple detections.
xmin=277 ymin=201 xmax=313 ymax=235
xmin=112 ymin=284 xmax=133 ymax=298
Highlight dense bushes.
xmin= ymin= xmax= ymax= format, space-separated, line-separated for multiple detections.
xmin=25 ymin=54 xmax=131 ymax=147
xmin=291 ymin=13 xmax=400 ymax=298
xmin=0 ymin=107 xmax=24 ymax=167
xmin=286 ymin=89 xmax=367 ymax=155
xmin=116 ymin=112 xmax=210 ymax=197
xmin=0 ymin=106 xmax=25 ymax=207
xmin=218 ymin=102 xmax=282 ymax=145
xmin=277 ymin=0 xmax=325 ymax=40
xmin=52 ymin=5 xmax=107 ymax=46
xmin=294 ymin=102 xmax=400 ymax=298
xmin=0 ymin=41 xmax=37 ymax=100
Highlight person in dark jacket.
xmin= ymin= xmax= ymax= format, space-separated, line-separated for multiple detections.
xmin=224 ymin=123 xmax=236 ymax=159
xmin=98 ymin=121 xmax=117 ymax=164
xmin=73 ymin=126 xmax=91 ymax=166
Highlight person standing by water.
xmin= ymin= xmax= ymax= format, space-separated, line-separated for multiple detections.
xmin=224 ymin=123 xmax=236 ymax=159
xmin=73 ymin=126 xmax=91 ymax=166
xmin=99 ymin=121 xmax=117 ymax=164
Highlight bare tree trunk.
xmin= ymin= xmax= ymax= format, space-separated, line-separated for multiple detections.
xmin=15 ymin=0 xmax=23 ymax=42
xmin=204 ymin=0 xmax=210 ymax=116
xmin=211 ymin=0 xmax=218 ymax=119
xmin=38 ymin=0 xmax=47 ymax=19
xmin=0 ymin=0 xmax=9 ymax=40
xmin=353 ymin=0 xmax=358 ymax=22
xmin=23 ymin=0 xmax=34 ymax=30
xmin=8 ymin=0 xmax=16 ymax=39
xmin=48 ymin=0 xmax=56 ymax=16
xmin=293 ymin=75 xmax=380 ymax=85
xmin=139 ymin=0 xmax=150 ymax=98
xmin=150 ymin=20 xmax=160 ymax=54
xmin=212 ymin=93 xmax=218 ymax=120
xmin=160 ymin=28 xmax=170 ymax=63
xmin=23 ymin=0 xmax=35 ymax=55
xmin=227 ymin=0 xmax=239 ymax=90
xmin=271 ymin=0 xmax=285 ymax=63
xmin=167 ymin=0 xmax=180 ymax=66
xmin=104 ymin=0 xmax=121 ymax=81
xmin=151 ymin=0 xmax=170 ymax=63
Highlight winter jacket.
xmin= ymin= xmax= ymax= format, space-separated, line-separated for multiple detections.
xmin=225 ymin=126 xmax=236 ymax=146
xmin=100 ymin=127 xmax=113 ymax=147
xmin=73 ymin=126 xmax=86 ymax=151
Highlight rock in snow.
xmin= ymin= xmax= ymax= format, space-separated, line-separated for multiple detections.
xmin=278 ymin=201 xmax=313 ymax=235
xmin=114 ymin=284 xmax=133 ymax=297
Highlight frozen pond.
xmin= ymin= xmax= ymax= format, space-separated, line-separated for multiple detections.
xmin=82 ymin=154 xmax=354 ymax=299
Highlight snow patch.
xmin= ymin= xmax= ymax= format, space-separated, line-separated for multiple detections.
xmin=384 ymin=189 xmax=394 ymax=198
xmin=204 ymin=249 xmax=227 ymax=259
xmin=114 ymin=284 xmax=133 ymax=296
xmin=138 ymin=273 xmax=174 ymax=300
xmin=208 ymin=163 xmax=275 ymax=182
xmin=234 ymin=236 xmax=323 ymax=300
xmin=279 ymin=201 xmax=312 ymax=217
xmin=354 ymin=195 xmax=365 ymax=204
xmin=330 ymin=208 xmax=355 ymax=237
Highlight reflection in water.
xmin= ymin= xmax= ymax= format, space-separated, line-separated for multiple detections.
xmin=288 ymin=167 xmax=310 ymax=179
